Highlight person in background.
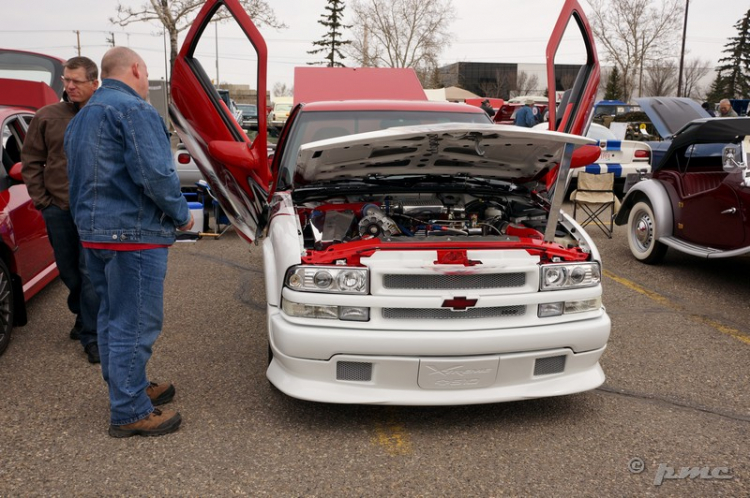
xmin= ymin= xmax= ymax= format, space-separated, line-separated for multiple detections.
xmin=718 ymin=99 xmax=738 ymax=117
xmin=701 ymin=102 xmax=716 ymax=117
xmin=65 ymin=47 xmax=193 ymax=438
xmin=514 ymin=99 xmax=537 ymax=128
xmin=21 ymin=57 xmax=101 ymax=364
xmin=480 ymin=99 xmax=495 ymax=118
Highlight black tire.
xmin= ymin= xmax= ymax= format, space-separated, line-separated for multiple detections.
xmin=627 ymin=200 xmax=668 ymax=264
xmin=0 ymin=259 xmax=15 ymax=356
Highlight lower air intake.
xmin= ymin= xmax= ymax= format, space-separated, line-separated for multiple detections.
xmin=534 ymin=355 xmax=566 ymax=376
xmin=336 ymin=361 xmax=373 ymax=382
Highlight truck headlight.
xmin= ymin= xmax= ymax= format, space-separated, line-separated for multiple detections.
xmin=286 ymin=266 xmax=369 ymax=294
xmin=540 ymin=263 xmax=600 ymax=290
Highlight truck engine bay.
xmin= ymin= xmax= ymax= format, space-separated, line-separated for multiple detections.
xmin=294 ymin=191 xmax=586 ymax=255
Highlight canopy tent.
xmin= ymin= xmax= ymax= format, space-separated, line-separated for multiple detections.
xmin=424 ymin=86 xmax=480 ymax=103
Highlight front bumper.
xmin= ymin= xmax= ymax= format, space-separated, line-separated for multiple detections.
xmin=267 ymin=308 xmax=609 ymax=405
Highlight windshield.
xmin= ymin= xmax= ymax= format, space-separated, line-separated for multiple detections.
xmin=277 ymin=110 xmax=492 ymax=189
xmin=237 ymin=104 xmax=257 ymax=116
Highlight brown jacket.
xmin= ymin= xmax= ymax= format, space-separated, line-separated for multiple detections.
xmin=21 ymin=101 xmax=79 ymax=210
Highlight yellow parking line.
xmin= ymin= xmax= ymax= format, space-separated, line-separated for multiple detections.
xmin=371 ymin=415 xmax=412 ymax=456
xmin=603 ymin=269 xmax=750 ymax=346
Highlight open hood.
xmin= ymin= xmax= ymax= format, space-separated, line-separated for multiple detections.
xmin=295 ymin=122 xmax=595 ymax=186
xmin=634 ymin=97 xmax=711 ymax=139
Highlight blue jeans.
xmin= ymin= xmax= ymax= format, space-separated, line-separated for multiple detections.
xmin=84 ymin=247 xmax=169 ymax=425
xmin=41 ymin=205 xmax=99 ymax=347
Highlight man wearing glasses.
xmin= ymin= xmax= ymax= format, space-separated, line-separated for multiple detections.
xmin=21 ymin=57 xmax=101 ymax=364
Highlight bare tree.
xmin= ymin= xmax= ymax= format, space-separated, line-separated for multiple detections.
xmin=515 ymin=71 xmax=539 ymax=96
xmin=587 ymin=0 xmax=683 ymax=100
xmin=477 ymin=69 xmax=512 ymax=99
xmin=111 ymin=0 xmax=285 ymax=74
xmin=348 ymin=0 xmax=454 ymax=70
xmin=272 ymin=82 xmax=294 ymax=97
xmin=643 ymin=60 xmax=677 ymax=96
xmin=682 ymin=58 xmax=711 ymax=99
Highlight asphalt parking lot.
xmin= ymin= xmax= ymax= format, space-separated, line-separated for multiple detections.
xmin=1 ymin=215 xmax=748 ymax=496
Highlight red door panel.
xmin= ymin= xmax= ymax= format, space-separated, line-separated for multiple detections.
xmin=170 ymin=0 xmax=269 ymax=243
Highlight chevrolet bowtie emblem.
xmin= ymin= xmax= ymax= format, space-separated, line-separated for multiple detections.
xmin=441 ymin=297 xmax=478 ymax=311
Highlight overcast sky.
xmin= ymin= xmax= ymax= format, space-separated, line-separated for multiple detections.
xmin=1 ymin=0 xmax=747 ymax=89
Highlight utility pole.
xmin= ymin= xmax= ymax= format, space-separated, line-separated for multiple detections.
xmin=677 ymin=0 xmax=689 ymax=97
xmin=214 ymin=20 xmax=220 ymax=85
xmin=74 ymin=30 xmax=81 ymax=56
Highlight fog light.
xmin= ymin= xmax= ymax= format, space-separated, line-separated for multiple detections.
xmin=538 ymin=302 xmax=564 ymax=317
xmin=282 ymin=299 xmax=338 ymax=319
xmin=339 ymin=306 xmax=370 ymax=321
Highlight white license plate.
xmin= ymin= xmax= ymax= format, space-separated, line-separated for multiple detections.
xmin=417 ymin=357 xmax=499 ymax=390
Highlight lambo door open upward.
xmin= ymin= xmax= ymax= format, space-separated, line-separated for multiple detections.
xmin=170 ymin=0 xmax=270 ymax=243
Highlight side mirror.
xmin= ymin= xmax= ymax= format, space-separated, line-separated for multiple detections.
xmin=9 ymin=162 xmax=23 ymax=182
xmin=570 ymin=144 xmax=601 ymax=168
xmin=208 ymin=140 xmax=270 ymax=184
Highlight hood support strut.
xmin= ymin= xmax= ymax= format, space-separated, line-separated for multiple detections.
xmin=544 ymin=142 xmax=574 ymax=243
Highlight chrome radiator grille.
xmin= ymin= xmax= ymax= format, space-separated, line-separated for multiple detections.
xmin=383 ymin=273 xmax=526 ymax=290
xmin=382 ymin=305 xmax=526 ymax=320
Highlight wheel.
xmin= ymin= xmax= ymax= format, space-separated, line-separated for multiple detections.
xmin=627 ymin=200 xmax=668 ymax=264
xmin=0 ymin=259 xmax=15 ymax=356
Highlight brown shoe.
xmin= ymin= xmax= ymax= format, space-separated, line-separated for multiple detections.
xmin=108 ymin=408 xmax=182 ymax=438
xmin=146 ymin=382 xmax=175 ymax=406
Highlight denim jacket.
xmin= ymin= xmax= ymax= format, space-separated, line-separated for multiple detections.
xmin=65 ymin=79 xmax=189 ymax=245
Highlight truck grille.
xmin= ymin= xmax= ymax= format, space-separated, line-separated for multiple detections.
xmin=383 ymin=273 xmax=526 ymax=290
xmin=382 ymin=305 xmax=526 ymax=320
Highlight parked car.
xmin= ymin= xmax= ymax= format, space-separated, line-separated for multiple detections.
xmin=615 ymin=118 xmax=750 ymax=264
xmin=591 ymin=99 xmax=640 ymax=126
xmin=216 ymin=88 xmax=243 ymax=125
xmin=535 ymin=122 xmax=652 ymax=194
xmin=237 ymin=103 xmax=258 ymax=130
xmin=493 ymin=102 xmax=548 ymax=125
xmin=170 ymin=0 xmax=609 ymax=405
xmin=173 ymin=142 xmax=204 ymax=189
xmin=0 ymin=49 xmax=62 ymax=355
xmin=269 ymin=99 xmax=293 ymax=129
xmin=607 ymin=97 xmax=712 ymax=169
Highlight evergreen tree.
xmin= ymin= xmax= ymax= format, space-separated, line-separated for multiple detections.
xmin=307 ymin=0 xmax=352 ymax=67
xmin=603 ymin=66 xmax=624 ymax=100
xmin=714 ymin=9 xmax=750 ymax=99
xmin=705 ymin=72 xmax=729 ymax=104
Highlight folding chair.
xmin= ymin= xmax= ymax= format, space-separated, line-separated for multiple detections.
xmin=570 ymin=172 xmax=621 ymax=238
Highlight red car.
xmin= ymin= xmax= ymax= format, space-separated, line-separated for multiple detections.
xmin=493 ymin=102 xmax=548 ymax=125
xmin=0 ymin=49 xmax=62 ymax=355
xmin=615 ymin=118 xmax=750 ymax=264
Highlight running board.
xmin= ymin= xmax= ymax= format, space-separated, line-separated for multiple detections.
xmin=660 ymin=236 xmax=750 ymax=259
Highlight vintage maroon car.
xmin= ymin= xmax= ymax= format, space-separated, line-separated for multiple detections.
xmin=0 ymin=49 xmax=62 ymax=355
xmin=615 ymin=118 xmax=750 ymax=264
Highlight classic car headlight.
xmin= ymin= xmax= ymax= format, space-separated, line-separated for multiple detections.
xmin=286 ymin=266 xmax=369 ymax=294
xmin=540 ymin=262 xmax=600 ymax=290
